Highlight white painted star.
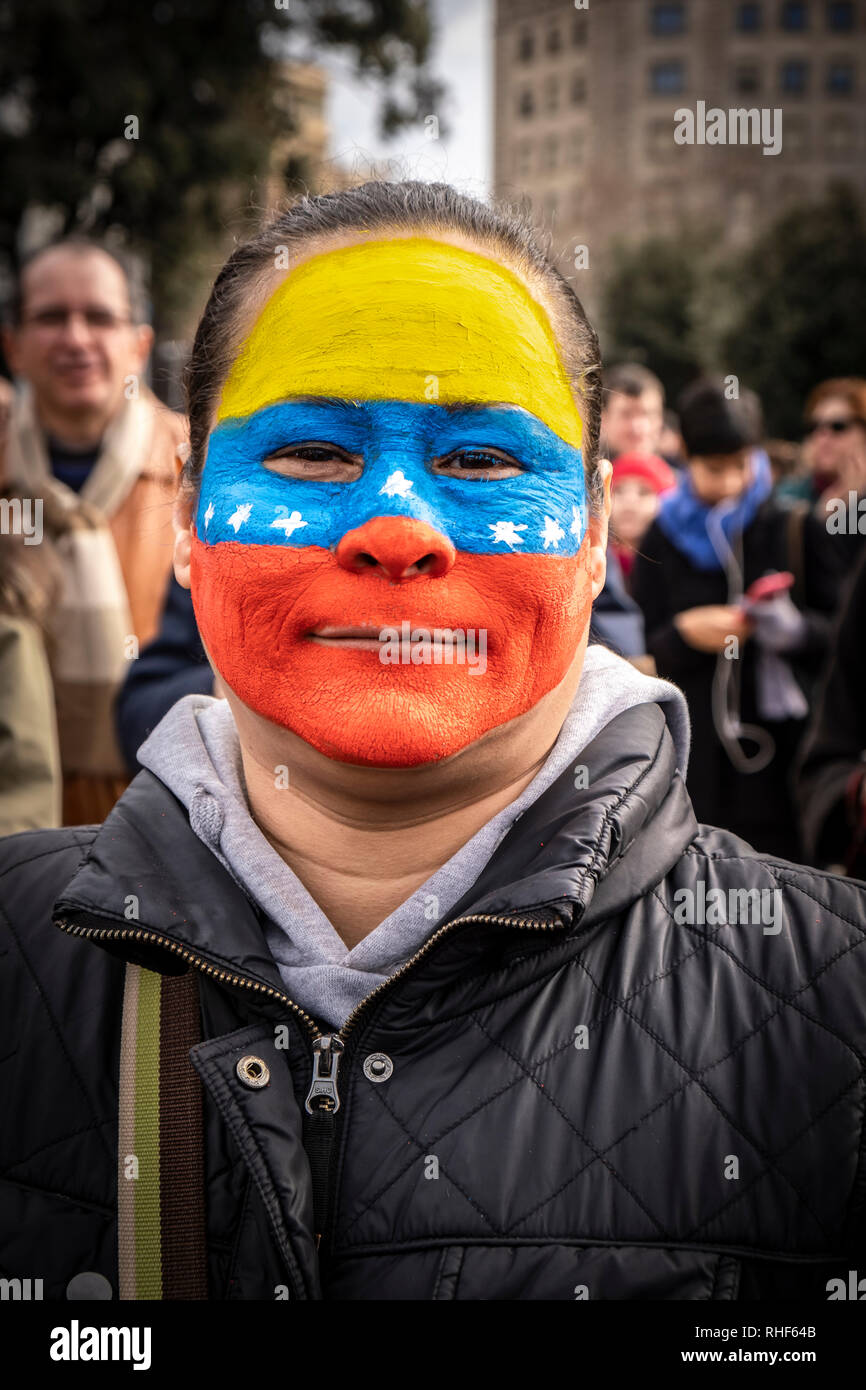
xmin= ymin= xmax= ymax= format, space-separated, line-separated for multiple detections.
xmin=270 ymin=508 xmax=308 ymax=538
xmin=570 ymin=503 xmax=586 ymax=537
xmin=379 ymin=470 xmax=414 ymax=499
xmin=203 ymin=501 xmax=214 ymax=530
xmin=489 ymin=521 xmax=528 ymax=548
xmin=227 ymin=503 xmax=253 ymax=533
xmin=541 ymin=516 xmax=565 ymax=550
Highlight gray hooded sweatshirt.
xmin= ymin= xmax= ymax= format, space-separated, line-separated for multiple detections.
xmin=137 ymin=644 xmax=690 ymax=1030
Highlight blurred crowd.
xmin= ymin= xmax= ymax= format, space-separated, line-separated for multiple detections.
xmin=2 ymin=237 xmax=865 ymax=876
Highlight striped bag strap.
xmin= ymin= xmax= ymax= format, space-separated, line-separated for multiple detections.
xmin=118 ymin=964 xmax=208 ymax=1299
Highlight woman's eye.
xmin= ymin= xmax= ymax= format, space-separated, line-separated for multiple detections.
xmin=262 ymin=444 xmax=362 ymax=483
xmin=433 ymin=449 xmax=523 ymax=480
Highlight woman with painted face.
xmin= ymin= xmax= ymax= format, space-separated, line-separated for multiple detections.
xmin=2 ymin=183 xmax=865 ymax=1304
xmin=630 ymin=378 xmax=842 ymax=863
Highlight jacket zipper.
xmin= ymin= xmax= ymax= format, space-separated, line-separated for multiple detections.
xmin=297 ymin=910 xmax=564 ymax=1250
xmin=303 ymin=1035 xmax=345 ymax=1248
xmin=55 ymin=909 xmax=564 ymax=1248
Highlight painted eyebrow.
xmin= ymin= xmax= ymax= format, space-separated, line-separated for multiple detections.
xmin=439 ymin=402 xmax=522 ymax=416
xmin=275 ymin=395 xmax=363 ymax=411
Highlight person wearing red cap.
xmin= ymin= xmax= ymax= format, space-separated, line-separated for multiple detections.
xmin=587 ymin=453 xmax=676 ymax=664
xmin=609 ymin=451 xmax=676 ymax=581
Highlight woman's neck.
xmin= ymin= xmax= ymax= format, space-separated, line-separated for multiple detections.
xmin=225 ymin=649 xmax=584 ymax=948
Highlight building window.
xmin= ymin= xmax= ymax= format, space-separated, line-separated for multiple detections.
xmin=826 ymin=1 xmax=854 ymax=29
xmin=543 ymin=134 xmax=559 ymax=171
xmin=649 ymin=59 xmax=685 ymax=93
xmin=645 ymin=117 xmax=677 ymax=159
xmin=514 ymin=140 xmax=533 ymax=177
xmin=734 ymin=63 xmax=762 ymax=93
xmin=518 ymin=88 xmax=535 ymax=118
xmin=544 ymin=76 xmax=560 ymax=113
xmin=571 ymin=71 xmax=587 ymax=103
xmin=736 ymin=2 xmax=762 ymax=29
xmin=650 ymin=3 xmax=686 ymax=34
xmin=569 ymin=127 xmax=585 ymax=164
xmin=547 ymin=24 xmax=562 ymax=54
xmin=827 ymin=60 xmax=855 ymax=92
xmin=826 ymin=114 xmax=857 ymax=153
xmin=780 ymin=1 xmax=809 ymax=27
xmin=784 ymin=115 xmax=810 ymax=151
xmin=781 ymin=58 xmax=809 ymax=91
xmin=518 ymin=28 xmax=534 ymax=62
xmin=572 ymin=14 xmax=588 ymax=45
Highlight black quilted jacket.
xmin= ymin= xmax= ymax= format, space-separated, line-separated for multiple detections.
xmin=2 ymin=702 xmax=866 ymax=1301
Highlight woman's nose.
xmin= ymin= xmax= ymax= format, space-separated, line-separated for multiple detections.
xmin=336 ymin=517 xmax=456 ymax=581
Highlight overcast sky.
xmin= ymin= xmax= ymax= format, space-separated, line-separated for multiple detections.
xmin=315 ymin=0 xmax=492 ymax=196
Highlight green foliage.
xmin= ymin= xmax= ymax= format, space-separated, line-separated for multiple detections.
xmin=0 ymin=0 xmax=442 ymax=332
xmin=719 ymin=184 xmax=866 ymax=438
xmin=600 ymin=185 xmax=866 ymax=435
xmin=599 ymin=234 xmax=706 ymax=405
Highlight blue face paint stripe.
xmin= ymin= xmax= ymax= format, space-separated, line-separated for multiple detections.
xmin=196 ymin=398 xmax=589 ymax=557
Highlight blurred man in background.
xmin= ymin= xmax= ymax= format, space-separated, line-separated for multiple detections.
xmin=1 ymin=238 xmax=186 ymax=824
xmin=600 ymin=364 xmax=665 ymax=462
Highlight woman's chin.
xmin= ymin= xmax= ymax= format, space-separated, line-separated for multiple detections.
xmin=242 ymin=681 xmax=526 ymax=769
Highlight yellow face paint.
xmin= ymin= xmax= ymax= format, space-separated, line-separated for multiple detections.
xmin=216 ymin=236 xmax=583 ymax=447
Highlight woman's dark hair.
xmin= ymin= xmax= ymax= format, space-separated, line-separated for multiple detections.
xmin=677 ymin=376 xmax=764 ymax=458
xmin=183 ymin=180 xmax=604 ymax=514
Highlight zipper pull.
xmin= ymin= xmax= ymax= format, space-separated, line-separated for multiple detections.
xmin=304 ymin=1034 xmax=344 ymax=1115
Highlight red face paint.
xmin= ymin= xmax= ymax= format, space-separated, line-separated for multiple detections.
xmin=190 ymin=520 xmax=593 ymax=767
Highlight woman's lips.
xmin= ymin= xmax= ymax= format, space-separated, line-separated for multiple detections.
xmin=306 ymin=624 xmax=481 ymax=652
xmin=307 ymin=626 xmax=389 ymax=651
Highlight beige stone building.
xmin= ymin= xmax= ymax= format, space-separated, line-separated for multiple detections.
xmin=493 ymin=0 xmax=866 ymax=305
xmin=163 ymin=62 xmax=387 ymax=397
xmin=264 ymin=61 xmax=391 ymax=209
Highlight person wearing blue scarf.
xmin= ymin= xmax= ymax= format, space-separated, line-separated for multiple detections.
xmin=631 ymin=378 xmax=843 ymax=861
xmin=656 ymin=447 xmax=773 ymax=571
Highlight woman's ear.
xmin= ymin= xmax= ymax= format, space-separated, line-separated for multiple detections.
xmin=587 ymin=458 xmax=612 ymax=600
xmin=173 ymin=460 xmax=195 ymax=590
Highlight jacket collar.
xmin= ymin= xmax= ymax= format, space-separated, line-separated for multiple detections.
xmin=53 ymin=702 xmax=697 ymax=999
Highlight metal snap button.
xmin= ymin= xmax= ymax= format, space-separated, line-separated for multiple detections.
xmin=66 ymin=1272 xmax=113 ymax=1300
xmin=236 ymin=1054 xmax=270 ymax=1088
xmin=363 ymin=1052 xmax=393 ymax=1083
